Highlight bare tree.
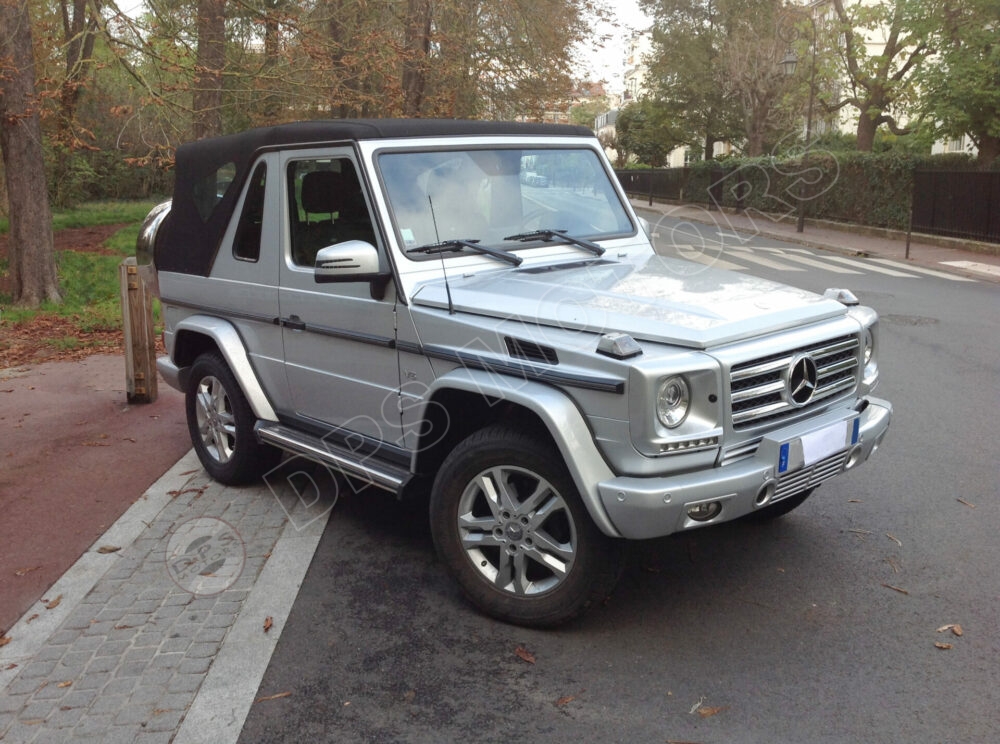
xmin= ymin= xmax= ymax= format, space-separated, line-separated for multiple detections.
xmin=0 ymin=0 xmax=61 ymax=307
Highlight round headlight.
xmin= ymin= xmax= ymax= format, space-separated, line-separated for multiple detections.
xmin=656 ymin=376 xmax=690 ymax=428
xmin=863 ymin=327 xmax=875 ymax=365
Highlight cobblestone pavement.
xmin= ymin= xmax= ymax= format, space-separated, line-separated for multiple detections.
xmin=0 ymin=451 xmax=336 ymax=743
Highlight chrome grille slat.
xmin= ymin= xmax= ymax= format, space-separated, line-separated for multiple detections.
xmin=729 ymin=334 xmax=860 ymax=430
xmin=774 ymin=451 xmax=849 ymax=501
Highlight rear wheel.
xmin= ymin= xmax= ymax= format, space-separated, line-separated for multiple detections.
xmin=430 ymin=425 xmax=624 ymax=627
xmin=186 ymin=352 xmax=281 ymax=485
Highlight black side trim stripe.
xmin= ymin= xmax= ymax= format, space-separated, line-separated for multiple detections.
xmin=294 ymin=322 xmax=396 ymax=348
xmin=421 ymin=344 xmax=625 ymax=394
xmin=162 ymin=300 xmax=623 ymax=394
xmin=161 ymin=297 xmax=277 ymax=326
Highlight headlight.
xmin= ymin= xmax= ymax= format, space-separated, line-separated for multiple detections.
xmin=863 ymin=327 xmax=874 ymax=365
xmin=656 ymin=376 xmax=690 ymax=428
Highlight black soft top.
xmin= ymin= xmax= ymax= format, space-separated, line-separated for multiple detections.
xmin=156 ymin=119 xmax=594 ymax=275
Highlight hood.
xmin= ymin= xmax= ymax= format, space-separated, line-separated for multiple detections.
xmin=410 ymin=254 xmax=846 ymax=349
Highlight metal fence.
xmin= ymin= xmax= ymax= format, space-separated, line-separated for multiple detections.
xmin=910 ymin=171 xmax=1000 ymax=244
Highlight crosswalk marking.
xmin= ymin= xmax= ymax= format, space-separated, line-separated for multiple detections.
xmin=657 ymin=239 xmax=984 ymax=282
xmin=818 ymin=254 xmax=917 ymax=277
xmin=869 ymin=258 xmax=976 ymax=282
xmin=779 ymin=252 xmax=864 ymax=274
xmin=674 ymin=248 xmax=746 ymax=271
xmin=727 ymin=247 xmax=806 ymax=272
xmin=940 ymin=260 xmax=1000 ymax=278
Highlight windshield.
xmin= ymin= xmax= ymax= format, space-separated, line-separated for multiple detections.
xmin=377 ymin=147 xmax=634 ymax=259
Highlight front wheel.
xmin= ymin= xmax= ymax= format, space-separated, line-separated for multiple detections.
xmin=185 ymin=352 xmax=281 ymax=485
xmin=429 ymin=426 xmax=624 ymax=627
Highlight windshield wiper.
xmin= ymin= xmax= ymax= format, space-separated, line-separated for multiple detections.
xmin=409 ymin=238 xmax=523 ymax=267
xmin=503 ymin=229 xmax=605 ymax=256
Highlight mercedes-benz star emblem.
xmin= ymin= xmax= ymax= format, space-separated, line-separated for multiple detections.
xmin=787 ymin=355 xmax=818 ymax=406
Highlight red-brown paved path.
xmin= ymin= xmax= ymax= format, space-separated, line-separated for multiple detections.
xmin=0 ymin=355 xmax=190 ymax=633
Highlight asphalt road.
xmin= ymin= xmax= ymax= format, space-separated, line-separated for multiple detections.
xmin=238 ymin=219 xmax=1000 ymax=743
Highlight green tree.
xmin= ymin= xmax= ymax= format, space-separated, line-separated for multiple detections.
xmin=915 ymin=0 xmax=999 ymax=167
xmin=641 ymin=0 xmax=755 ymax=159
xmin=828 ymin=0 xmax=929 ymax=151
xmin=616 ymin=100 xmax=685 ymax=166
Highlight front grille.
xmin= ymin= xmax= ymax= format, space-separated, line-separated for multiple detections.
xmin=730 ymin=335 xmax=859 ymax=430
xmin=773 ymin=450 xmax=849 ymax=501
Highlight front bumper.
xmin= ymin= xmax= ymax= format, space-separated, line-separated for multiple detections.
xmin=598 ymin=397 xmax=892 ymax=539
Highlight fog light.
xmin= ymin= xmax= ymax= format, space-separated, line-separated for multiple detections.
xmin=686 ymin=501 xmax=722 ymax=522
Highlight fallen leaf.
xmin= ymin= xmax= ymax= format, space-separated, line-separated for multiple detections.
xmin=936 ymin=624 xmax=963 ymax=637
xmin=882 ymin=583 xmax=909 ymax=596
xmin=956 ymin=498 xmax=976 ymax=509
xmin=122 ymin=437 xmax=137 ymax=443
xmin=255 ymin=691 xmax=292 ymax=703
xmin=14 ymin=566 xmax=41 ymax=577
xmin=263 ymin=616 xmax=273 ymax=633
xmin=114 ymin=624 xmax=134 ymax=630
xmin=25 ymin=614 xmax=39 ymax=624
xmin=886 ymin=557 xmax=901 ymax=574
xmin=0 ymin=636 xmax=11 ymax=647
xmin=4 ymin=663 xmax=17 ymax=671
xmin=934 ymin=642 xmax=953 ymax=650
xmin=57 ymin=680 xmax=73 ymax=688
xmin=42 ymin=594 xmax=62 ymax=609
xmin=97 ymin=546 xmax=121 ymax=554
xmin=403 ymin=690 xmax=416 ymax=703
xmin=849 ymin=529 xmax=873 ymax=536
xmin=514 ymin=646 xmax=536 ymax=664
xmin=697 ymin=706 xmax=728 ymax=718
xmin=180 ymin=469 xmax=200 ymax=475
xmin=886 ymin=533 xmax=902 ymax=548
xmin=152 ymin=708 xmax=170 ymax=715
xmin=555 ymin=695 xmax=575 ymax=706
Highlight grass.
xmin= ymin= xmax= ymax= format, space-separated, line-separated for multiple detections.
xmin=1 ymin=200 xmax=161 ymax=339
xmin=0 ymin=199 xmax=165 ymax=236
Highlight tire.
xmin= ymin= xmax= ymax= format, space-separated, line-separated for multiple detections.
xmin=429 ymin=425 xmax=624 ymax=627
xmin=185 ymin=352 xmax=281 ymax=485
xmin=743 ymin=488 xmax=814 ymax=522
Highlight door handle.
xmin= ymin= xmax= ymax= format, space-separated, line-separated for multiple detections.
xmin=281 ymin=315 xmax=306 ymax=331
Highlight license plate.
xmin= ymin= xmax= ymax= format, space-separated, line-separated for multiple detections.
xmin=778 ymin=418 xmax=860 ymax=474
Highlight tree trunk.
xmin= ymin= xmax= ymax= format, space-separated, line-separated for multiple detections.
xmin=192 ymin=0 xmax=226 ymax=140
xmin=856 ymin=110 xmax=877 ymax=152
xmin=976 ymin=134 xmax=1000 ymax=170
xmin=401 ymin=0 xmax=432 ymax=117
xmin=0 ymin=0 xmax=61 ymax=307
xmin=58 ymin=0 xmax=99 ymax=144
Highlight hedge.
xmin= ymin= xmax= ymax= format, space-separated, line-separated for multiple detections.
xmin=617 ymin=152 xmax=978 ymax=231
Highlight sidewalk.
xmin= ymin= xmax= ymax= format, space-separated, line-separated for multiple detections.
xmin=1 ymin=449 xmax=336 ymax=744
xmin=630 ymin=198 xmax=1000 ymax=283
xmin=2 ymin=203 xmax=997 ymax=744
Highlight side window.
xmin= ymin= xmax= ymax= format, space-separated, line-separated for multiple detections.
xmin=193 ymin=162 xmax=236 ymax=222
xmin=233 ymin=162 xmax=267 ymax=261
xmin=287 ymin=158 xmax=376 ymax=267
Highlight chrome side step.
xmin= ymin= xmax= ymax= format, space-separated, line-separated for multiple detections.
xmin=255 ymin=422 xmax=410 ymax=494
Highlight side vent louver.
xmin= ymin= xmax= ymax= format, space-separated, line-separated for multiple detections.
xmin=505 ymin=337 xmax=559 ymax=365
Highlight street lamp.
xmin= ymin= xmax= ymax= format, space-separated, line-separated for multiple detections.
xmin=780 ymin=14 xmax=818 ymax=233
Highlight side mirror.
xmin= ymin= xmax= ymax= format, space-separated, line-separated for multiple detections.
xmin=314 ymin=241 xmax=391 ymax=300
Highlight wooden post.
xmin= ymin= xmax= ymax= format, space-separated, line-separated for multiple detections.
xmin=119 ymin=256 xmax=158 ymax=403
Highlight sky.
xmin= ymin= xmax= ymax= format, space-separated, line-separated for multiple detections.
xmin=576 ymin=0 xmax=653 ymax=94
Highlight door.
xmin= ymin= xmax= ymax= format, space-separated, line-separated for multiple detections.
xmin=278 ymin=148 xmax=403 ymax=450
